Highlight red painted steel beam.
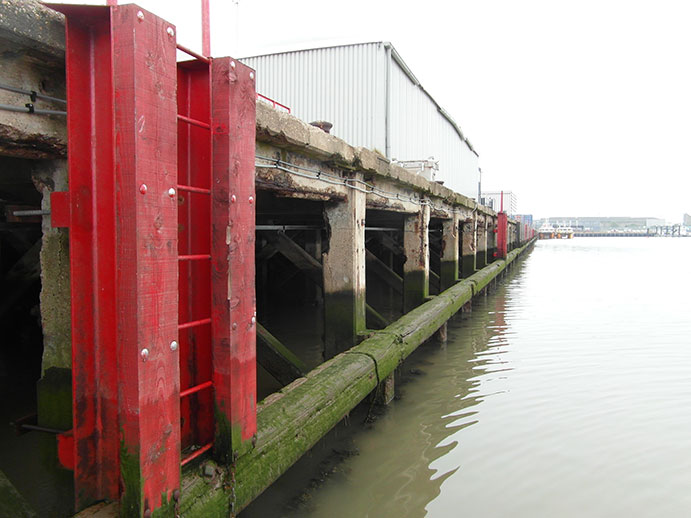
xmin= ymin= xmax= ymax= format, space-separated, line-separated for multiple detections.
xmin=211 ymin=57 xmax=257 ymax=464
xmin=497 ymin=212 xmax=508 ymax=259
xmin=48 ymin=4 xmax=119 ymax=508
xmin=50 ymin=4 xmax=181 ymax=515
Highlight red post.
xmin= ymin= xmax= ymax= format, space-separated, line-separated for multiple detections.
xmin=211 ymin=57 xmax=257 ymax=463
xmin=497 ymin=212 xmax=508 ymax=259
xmin=51 ymin=5 xmax=180 ymax=515
xmin=201 ymin=0 xmax=211 ymax=57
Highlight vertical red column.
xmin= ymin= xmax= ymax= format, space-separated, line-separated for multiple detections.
xmin=211 ymin=57 xmax=257 ymax=463
xmin=51 ymin=5 xmax=119 ymax=509
xmin=497 ymin=212 xmax=508 ymax=259
xmin=111 ymin=6 xmax=180 ymax=516
xmin=52 ymin=4 xmax=181 ymax=515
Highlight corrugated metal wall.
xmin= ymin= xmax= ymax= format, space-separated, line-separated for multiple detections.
xmin=242 ymin=42 xmax=480 ymax=200
xmin=389 ymin=57 xmax=479 ymax=198
xmin=242 ymin=43 xmax=387 ymax=153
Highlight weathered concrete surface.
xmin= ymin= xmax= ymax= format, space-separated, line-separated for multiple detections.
xmin=403 ymin=204 xmax=430 ymax=312
xmin=0 ymin=1 xmax=66 ymax=158
xmin=460 ymin=219 xmax=475 ymax=278
xmin=33 ymin=160 xmax=71 ymax=373
xmin=0 ymin=0 xmax=64 ymax=56
xmin=255 ymin=102 xmax=493 ymax=217
xmin=323 ymin=174 xmax=367 ymax=359
xmin=440 ymin=213 xmax=460 ymax=290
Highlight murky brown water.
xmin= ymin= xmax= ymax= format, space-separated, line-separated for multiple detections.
xmin=243 ymin=237 xmax=691 ymax=518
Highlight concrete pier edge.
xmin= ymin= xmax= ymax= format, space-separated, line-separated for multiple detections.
xmin=175 ymin=238 xmax=536 ymax=517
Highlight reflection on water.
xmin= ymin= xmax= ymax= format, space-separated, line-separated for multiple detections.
xmin=246 ymin=238 xmax=691 ymax=518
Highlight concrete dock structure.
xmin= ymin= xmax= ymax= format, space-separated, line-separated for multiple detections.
xmin=0 ymin=2 xmax=535 ymax=516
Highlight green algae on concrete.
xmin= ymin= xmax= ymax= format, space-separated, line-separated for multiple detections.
xmin=403 ymin=269 xmax=428 ymax=313
xmin=324 ymin=289 xmax=367 ymax=359
xmin=37 ymin=366 xmax=71 ymax=430
xmin=439 ymin=259 xmax=459 ymax=291
xmin=460 ymin=254 xmax=475 ymax=278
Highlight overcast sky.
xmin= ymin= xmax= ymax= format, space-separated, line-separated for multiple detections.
xmin=62 ymin=0 xmax=691 ymax=222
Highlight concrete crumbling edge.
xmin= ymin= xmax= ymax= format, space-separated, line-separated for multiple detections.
xmin=255 ymin=102 xmax=495 ymax=217
xmin=177 ymin=238 xmax=536 ymax=517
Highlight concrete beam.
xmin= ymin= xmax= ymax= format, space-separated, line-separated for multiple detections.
xmin=0 ymin=1 xmax=67 ymax=158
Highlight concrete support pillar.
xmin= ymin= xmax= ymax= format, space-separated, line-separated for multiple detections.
xmin=487 ymin=218 xmax=497 ymax=263
xmin=460 ymin=220 xmax=475 ymax=279
xmin=476 ymin=218 xmax=487 ymax=269
xmin=37 ymin=161 xmax=72 ymax=377
xmin=440 ymin=213 xmax=460 ymax=291
xmin=403 ymin=204 xmax=430 ymax=313
xmin=323 ymin=175 xmax=366 ymax=359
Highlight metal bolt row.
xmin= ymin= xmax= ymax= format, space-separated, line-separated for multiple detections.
xmin=141 ymin=315 xmax=255 ymax=360
xmin=139 ymin=185 xmax=178 ymax=198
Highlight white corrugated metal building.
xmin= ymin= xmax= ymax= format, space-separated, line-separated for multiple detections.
xmin=241 ymin=42 xmax=481 ymax=200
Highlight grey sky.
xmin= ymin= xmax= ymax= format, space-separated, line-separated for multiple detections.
xmin=62 ymin=0 xmax=691 ymax=222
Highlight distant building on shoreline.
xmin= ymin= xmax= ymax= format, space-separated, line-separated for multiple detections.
xmin=535 ymin=216 xmax=665 ymax=230
xmin=481 ymin=191 xmax=517 ymax=215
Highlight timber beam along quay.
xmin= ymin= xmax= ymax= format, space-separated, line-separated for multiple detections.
xmin=0 ymin=3 xmax=536 ymax=517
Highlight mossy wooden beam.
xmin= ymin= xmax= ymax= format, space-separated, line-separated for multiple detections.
xmin=256 ymin=323 xmax=307 ymax=385
xmin=177 ymin=238 xmax=536 ymax=517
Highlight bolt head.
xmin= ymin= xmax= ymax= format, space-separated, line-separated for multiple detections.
xmin=248 ymin=196 xmax=254 ymax=204
xmin=232 ymin=322 xmax=238 ymax=330
xmin=170 ymin=340 xmax=178 ymax=352
xmin=137 ymin=10 xmax=144 ymax=21
xmin=231 ymin=194 xmax=237 ymax=203
xmin=141 ymin=348 xmax=149 ymax=361
xmin=139 ymin=183 xmax=148 ymax=194
xmin=230 ymin=61 xmax=236 ymax=69
xmin=167 ymin=27 xmax=175 ymax=37
xmin=249 ymin=72 xmax=255 ymax=80
xmin=168 ymin=187 xmax=176 ymax=197
xmin=251 ymin=316 xmax=256 ymax=325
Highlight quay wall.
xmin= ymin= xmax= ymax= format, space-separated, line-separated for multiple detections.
xmin=0 ymin=2 xmax=530 ymax=516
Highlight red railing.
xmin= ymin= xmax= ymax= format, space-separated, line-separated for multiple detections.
xmin=257 ymin=92 xmax=291 ymax=113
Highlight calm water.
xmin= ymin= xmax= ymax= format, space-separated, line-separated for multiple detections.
xmin=247 ymin=237 xmax=691 ymax=518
